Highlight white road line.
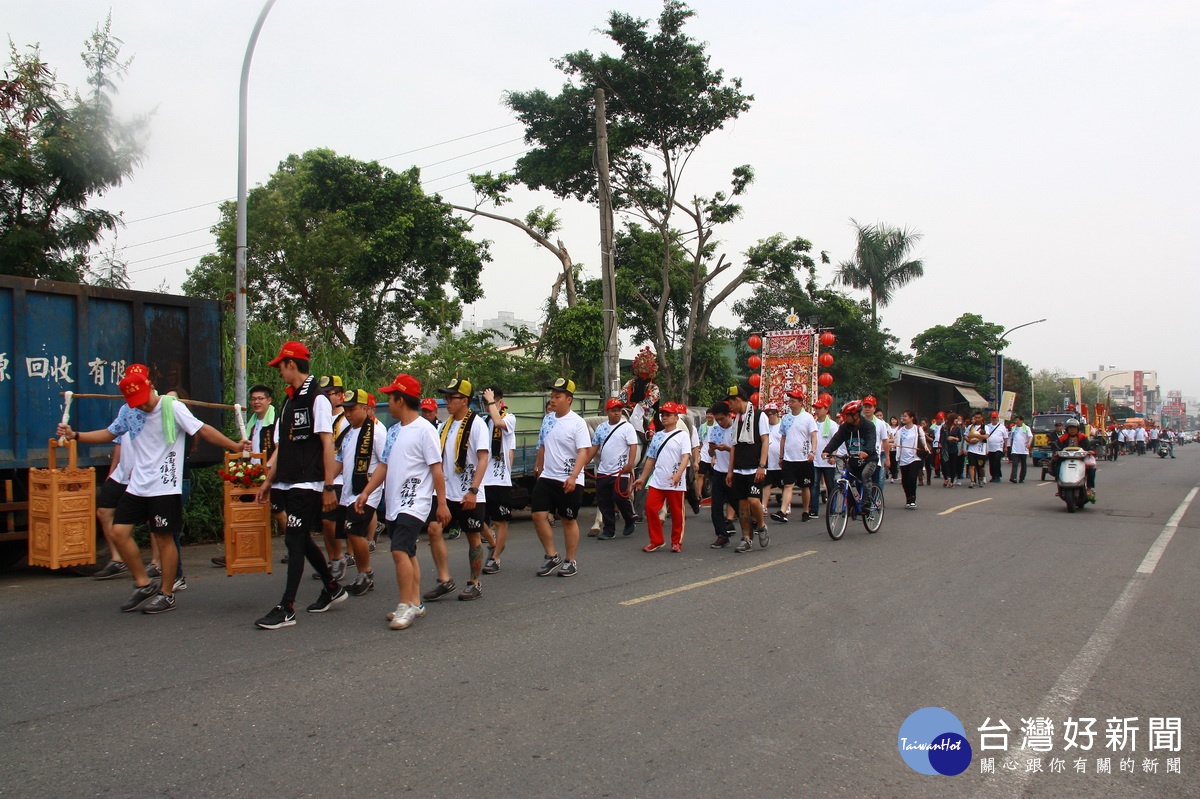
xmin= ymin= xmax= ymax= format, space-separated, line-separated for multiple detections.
xmin=972 ymin=486 xmax=1199 ymax=799
xmin=937 ymin=497 xmax=993 ymax=516
xmin=1137 ymin=487 xmax=1198 ymax=574
xmin=621 ymin=550 xmax=817 ymax=606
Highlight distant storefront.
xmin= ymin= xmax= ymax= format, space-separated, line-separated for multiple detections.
xmin=886 ymin=364 xmax=989 ymax=419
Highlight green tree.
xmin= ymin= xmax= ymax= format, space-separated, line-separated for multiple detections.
xmin=504 ymin=0 xmax=763 ymax=400
xmin=910 ymin=314 xmax=1005 ymax=387
xmin=183 ymin=149 xmax=489 ymax=363
xmin=406 ymin=329 xmax=557 ymax=397
xmin=1001 ymin=356 xmax=1034 ymax=418
xmin=834 ymin=219 xmax=925 ymax=330
xmin=541 ymin=302 xmax=604 ymax=390
xmin=0 ymin=16 xmax=147 ymax=281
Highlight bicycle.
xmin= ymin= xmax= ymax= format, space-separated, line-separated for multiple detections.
xmin=825 ymin=456 xmax=884 ymax=540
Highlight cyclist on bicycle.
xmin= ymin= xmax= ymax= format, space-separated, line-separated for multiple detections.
xmin=821 ymin=400 xmax=879 ymax=489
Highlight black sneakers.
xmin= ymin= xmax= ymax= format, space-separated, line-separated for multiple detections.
xmin=457 ymin=582 xmax=483 ymax=601
xmin=769 ymin=511 xmax=788 ymax=524
xmin=120 ymin=581 xmax=160 ymax=612
xmin=536 ymin=554 xmax=563 ymax=576
xmin=346 ymin=572 xmax=374 ymax=596
xmin=255 ymin=604 xmax=296 ymax=630
xmin=306 ymin=585 xmax=348 ymax=613
xmin=141 ymin=593 xmax=176 ymax=614
xmin=422 ymin=580 xmax=457 ymax=601
xmin=93 ymin=561 xmax=129 ymax=580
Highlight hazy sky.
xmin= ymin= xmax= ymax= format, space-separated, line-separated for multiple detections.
xmin=8 ymin=1 xmax=1198 ymax=396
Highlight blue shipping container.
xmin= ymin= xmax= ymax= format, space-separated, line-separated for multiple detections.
xmin=0 ymin=275 xmax=224 ymax=470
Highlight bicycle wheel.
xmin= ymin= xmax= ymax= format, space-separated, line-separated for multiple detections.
xmin=826 ymin=487 xmax=849 ymax=540
xmin=863 ymin=484 xmax=884 ymax=533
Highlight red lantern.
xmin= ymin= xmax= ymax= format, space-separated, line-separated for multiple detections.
xmin=748 ymin=334 xmax=762 ymax=350
xmin=818 ymin=372 xmax=833 ymax=387
xmin=820 ymin=331 xmax=835 ymax=347
xmin=819 ymin=392 xmax=833 ymax=406
xmin=750 ymin=392 xmax=761 ymax=406
xmin=818 ymin=352 xmax=834 ymax=367
xmin=748 ymin=373 xmax=761 ymax=388
xmin=748 ymin=354 xmax=762 ymax=370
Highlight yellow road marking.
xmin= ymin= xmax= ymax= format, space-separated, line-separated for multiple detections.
xmin=1036 ymin=481 xmax=1054 ymax=488
xmin=621 ymin=550 xmax=818 ymax=606
xmin=937 ymin=497 xmax=994 ymax=516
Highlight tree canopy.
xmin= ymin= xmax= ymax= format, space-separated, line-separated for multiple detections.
xmin=183 ymin=149 xmax=489 ymax=363
xmin=0 ymin=16 xmax=147 ymax=282
xmin=910 ymin=313 xmax=1005 ymax=388
xmin=504 ymin=0 xmax=775 ymax=401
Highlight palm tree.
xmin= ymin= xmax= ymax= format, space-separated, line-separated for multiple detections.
xmin=835 ymin=219 xmax=925 ymax=329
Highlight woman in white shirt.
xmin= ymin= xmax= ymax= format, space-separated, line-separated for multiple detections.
xmin=894 ymin=410 xmax=929 ymax=508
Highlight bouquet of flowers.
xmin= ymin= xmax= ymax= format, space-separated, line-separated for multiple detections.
xmin=218 ymin=459 xmax=266 ymax=487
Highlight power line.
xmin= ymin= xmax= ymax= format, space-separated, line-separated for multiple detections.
xmin=420 ymin=150 xmax=529 ymax=186
xmin=126 ymin=242 xmax=215 ymax=265
xmin=376 ymin=122 xmax=521 ymax=163
xmin=123 ymin=225 xmax=213 ymax=248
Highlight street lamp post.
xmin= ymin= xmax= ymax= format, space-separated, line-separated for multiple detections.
xmin=994 ymin=318 xmax=1047 ymax=411
xmin=234 ymin=0 xmax=278 ymax=408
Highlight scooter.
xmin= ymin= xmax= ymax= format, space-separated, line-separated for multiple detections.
xmin=1157 ymin=440 xmax=1171 ymax=458
xmin=1055 ymin=447 xmax=1090 ymax=513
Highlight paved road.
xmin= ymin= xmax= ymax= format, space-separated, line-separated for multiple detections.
xmin=2 ymin=449 xmax=1197 ymax=798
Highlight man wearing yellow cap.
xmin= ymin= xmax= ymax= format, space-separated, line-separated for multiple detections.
xmin=532 ymin=378 xmax=592 ymax=577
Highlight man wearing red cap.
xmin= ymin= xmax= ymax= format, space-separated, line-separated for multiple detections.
xmin=809 ymin=398 xmax=838 ymax=519
xmin=632 ymin=401 xmax=692 ymax=552
xmin=985 ymin=411 xmax=1009 ymax=483
xmin=253 ymin=342 xmax=347 ymax=630
xmin=776 ymin=389 xmax=818 ymax=523
xmin=58 ymin=370 xmax=249 ymax=614
xmin=419 ymin=397 xmax=439 ymax=426
xmin=587 ymin=398 xmax=640 ymax=540
xmin=357 ymin=373 xmax=451 ymax=630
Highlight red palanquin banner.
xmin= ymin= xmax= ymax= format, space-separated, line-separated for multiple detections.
xmin=761 ymin=329 xmax=818 ymax=408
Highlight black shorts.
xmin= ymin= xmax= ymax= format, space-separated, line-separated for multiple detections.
xmin=697 ymin=461 xmax=711 ymax=476
xmin=113 ymin=493 xmax=184 ymax=534
xmin=484 ymin=485 xmax=513 ymax=522
xmin=425 ymin=499 xmax=458 ymax=531
xmin=388 ymin=514 xmax=424 ymax=557
xmin=968 ymin=453 xmax=987 ymax=469
xmin=781 ymin=460 xmax=814 ymax=487
xmin=343 ymin=503 xmax=375 ymax=538
xmin=277 ymin=488 xmax=322 ymax=537
xmin=321 ymin=490 xmax=344 ymax=524
xmin=728 ymin=472 xmax=764 ymax=503
xmin=446 ymin=499 xmax=486 ymax=534
xmin=765 ymin=468 xmax=783 ymax=489
xmin=269 ymin=488 xmax=287 ymax=516
xmin=531 ymin=477 xmax=582 ymax=520
xmin=323 ymin=504 xmax=348 ymax=539
xmin=97 ymin=478 xmax=127 ymax=510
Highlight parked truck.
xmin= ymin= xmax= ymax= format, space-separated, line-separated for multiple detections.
xmin=0 ymin=275 xmax=223 ymax=569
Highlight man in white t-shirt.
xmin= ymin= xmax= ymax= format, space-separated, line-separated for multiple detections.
xmin=356 ymin=373 xmax=450 ymax=631
xmin=963 ymin=411 xmax=989 ymax=488
xmin=706 ymin=402 xmax=738 ymax=548
xmin=532 ymin=378 xmax=592 ymax=577
xmin=985 ymin=411 xmax=1009 ymax=483
xmin=254 ymin=342 xmax=349 ymax=630
xmin=632 ymin=401 xmax=692 ymax=552
xmin=423 ymin=378 xmax=490 ymax=603
xmin=777 ymin=389 xmax=818 ymax=523
xmin=58 ymin=370 xmax=248 ymax=615
xmin=809 ymin=399 xmax=839 ymax=517
xmin=1007 ymin=414 xmax=1032 ymax=483
xmin=336 ymin=389 xmax=387 ymax=597
xmin=588 ymin=398 xmax=640 ymax=540
xmin=480 ymin=385 xmax=516 ymax=574
xmin=762 ymin=404 xmax=784 ymax=515
xmin=861 ymin=396 xmax=890 ymax=491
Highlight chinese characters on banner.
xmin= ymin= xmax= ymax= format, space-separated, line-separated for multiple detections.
xmin=1133 ymin=371 xmax=1144 ymax=413
xmin=761 ymin=329 xmax=818 ymax=407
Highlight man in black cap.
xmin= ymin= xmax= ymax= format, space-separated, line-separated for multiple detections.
xmin=423 ymin=378 xmax=490 ymax=602
xmin=532 ymin=378 xmax=592 ymax=577
xmin=724 ymin=383 xmax=771 ymax=553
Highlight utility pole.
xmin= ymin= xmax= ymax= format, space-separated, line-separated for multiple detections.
xmin=595 ymin=87 xmax=620 ymax=398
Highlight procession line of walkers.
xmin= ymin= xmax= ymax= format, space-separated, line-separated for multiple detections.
xmin=61 ymin=342 xmax=1162 ymax=629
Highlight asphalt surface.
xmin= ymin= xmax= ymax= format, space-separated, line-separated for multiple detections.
xmin=1 ymin=448 xmax=1197 ymax=798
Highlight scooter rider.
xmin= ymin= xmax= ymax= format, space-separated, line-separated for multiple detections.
xmin=1051 ymin=420 xmax=1096 ymax=497
xmin=821 ymin=400 xmax=878 ymax=490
